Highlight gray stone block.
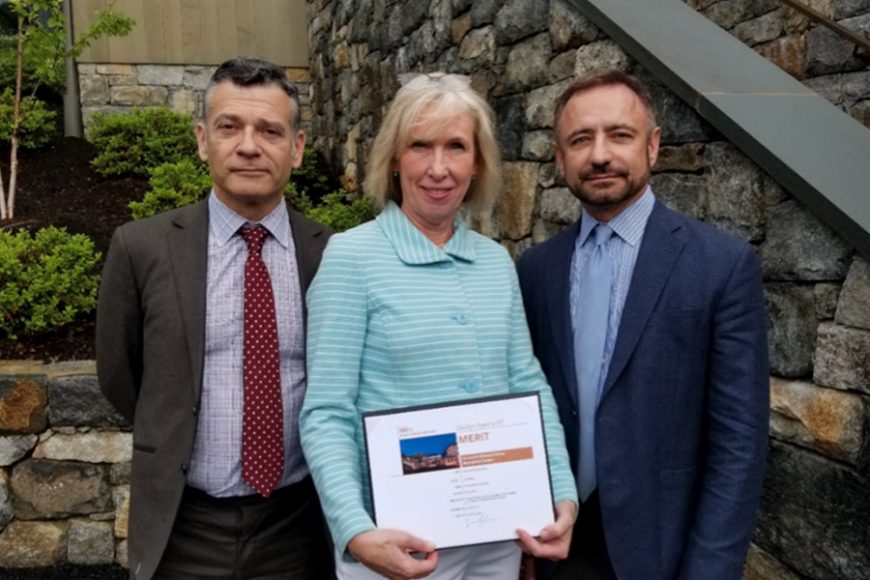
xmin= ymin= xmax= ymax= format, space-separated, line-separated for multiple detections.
xmin=755 ymin=441 xmax=870 ymax=580
xmin=458 ymin=26 xmax=496 ymax=64
xmin=814 ymin=322 xmax=870 ymax=394
xmin=68 ymin=519 xmax=114 ymax=565
xmin=525 ymin=78 xmax=574 ymax=129
xmin=470 ymin=0 xmax=498 ymax=26
xmin=493 ymin=94 xmax=526 ymax=160
xmin=10 ymin=460 xmax=110 ymax=520
xmin=835 ymin=257 xmax=870 ymax=330
xmin=733 ymin=9 xmax=784 ymax=46
xmin=574 ymin=40 xmax=630 ymax=78
xmin=0 ymin=435 xmax=37 ymax=466
xmin=0 ymin=469 xmax=11 ymax=532
xmin=765 ymin=283 xmax=816 ymax=378
xmin=539 ymin=187 xmax=580 ymax=225
xmin=760 ymin=200 xmax=853 ymax=282
xmin=705 ymin=142 xmax=767 ymax=242
xmin=494 ymin=0 xmax=549 ymax=44
xmin=400 ymin=0 xmax=429 ymax=37
xmin=137 ymin=65 xmax=183 ymax=86
xmin=48 ymin=376 xmax=129 ymax=429
xmin=833 ymin=0 xmax=870 ymax=19
xmin=649 ymin=173 xmax=707 ymax=220
xmin=807 ymin=26 xmax=859 ymax=76
xmin=502 ymin=33 xmax=551 ymax=93
xmin=521 ymin=130 xmax=554 ymax=161
xmin=814 ymin=283 xmax=841 ymax=320
xmin=550 ymin=0 xmax=598 ymax=51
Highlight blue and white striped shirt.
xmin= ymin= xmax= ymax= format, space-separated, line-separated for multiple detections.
xmin=300 ymin=202 xmax=577 ymax=556
xmin=570 ymin=187 xmax=656 ymax=393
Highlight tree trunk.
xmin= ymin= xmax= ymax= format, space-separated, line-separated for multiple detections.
xmin=6 ymin=11 xmax=26 ymax=220
xmin=0 ymin=165 xmax=7 ymax=221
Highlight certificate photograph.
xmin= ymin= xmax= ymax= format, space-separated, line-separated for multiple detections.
xmin=363 ymin=393 xmax=554 ymax=549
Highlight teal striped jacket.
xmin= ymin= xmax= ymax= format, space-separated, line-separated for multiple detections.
xmin=300 ymin=202 xmax=577 ymax=556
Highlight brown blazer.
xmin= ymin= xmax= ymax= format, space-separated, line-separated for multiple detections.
xmin=96 ymin=199 xmax=331 ymax=580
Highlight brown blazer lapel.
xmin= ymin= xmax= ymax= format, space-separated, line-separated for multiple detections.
xmin=167 ymin=201 xmax=209 ymax=403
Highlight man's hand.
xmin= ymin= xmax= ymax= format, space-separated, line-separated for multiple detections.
xmin=347 ymin=529 xmax=438 ymax=580
xmin=517 ymin=499 xmax=577 ymax=561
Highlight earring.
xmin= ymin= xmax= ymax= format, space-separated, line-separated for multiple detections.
xmin=392 ymin=171 xmax=399 ymax=178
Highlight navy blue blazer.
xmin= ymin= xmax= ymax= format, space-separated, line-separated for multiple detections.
xmin=517 ymin=201 xmax=769 ymax=580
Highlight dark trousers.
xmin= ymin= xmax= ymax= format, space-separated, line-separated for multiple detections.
xmin=153 ymin=477 xmax=334 ymax=580
xmin=546 ymin=491 xmax=617 ymax=580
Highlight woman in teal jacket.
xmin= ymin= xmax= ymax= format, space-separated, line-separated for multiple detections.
xmin=300 ymin=73 xmax=577 ymax=580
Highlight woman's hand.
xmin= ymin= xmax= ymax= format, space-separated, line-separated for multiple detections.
xmin=516 ymin=499 xmax=577 ymax=561
xmin=347 ymin=529 xmax=439 ymax=580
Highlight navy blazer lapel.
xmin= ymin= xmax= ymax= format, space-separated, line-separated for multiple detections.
xmin=549 ymin=220 xmax=582 ymax=408
xmin=168 ymin=201 xmax=209 ymax=403
xmin=603 ymin=202 xmax=685 ymax=397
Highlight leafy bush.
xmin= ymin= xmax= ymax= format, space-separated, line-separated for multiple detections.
xmin=89 ymin=107 xmax=198 ymax=177
xmin=130 ymin=150 xmax=376 ymax=232
xmin=305 ymin=190 xmax=378 ymax=232
xmin=293 ymin=148 xmax=341 ymax=204
xmin=0 ymin=227 xmax=101 ymax=339
xmin=129 ymin=159 xmax=212 ymax=220
xmin=0 ymin=88 xmax=56 ymax=148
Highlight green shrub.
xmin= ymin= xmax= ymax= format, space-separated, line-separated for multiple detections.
xmin=89 ymin=107 xmax=198 ymax=177
xmin=305 ymin=190 xmax=378 ymax=232
xmin=129 ymin=159 xmax=212 ymax=220
xmin=0 ymin=227 xmax=101 ymax=339
xmin=293 ymin=148 xmax=340 ymax=204
xmin=126 ymin=142 xmax=376 ymax=231
xmin=0 ymin=88 xmax=56 ymax=148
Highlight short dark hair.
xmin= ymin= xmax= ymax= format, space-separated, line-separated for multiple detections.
xmin=204 ymin=56 xmax=301 ymax=130
xmin=554 ymin=69 xmax=657 ymax=132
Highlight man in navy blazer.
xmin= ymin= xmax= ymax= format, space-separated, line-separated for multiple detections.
xmin=517 ymin=70 xmax=769 ymax=580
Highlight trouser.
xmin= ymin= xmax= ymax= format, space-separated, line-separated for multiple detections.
xmin=153 ymin=476 xmax=334 ymax=579
xmin=334 ymin=540 xmax=521 ymax=579
xmin=547 ymin=490 xmax=617 ymax=580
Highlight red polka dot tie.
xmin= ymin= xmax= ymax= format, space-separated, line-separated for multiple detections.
xmin=241 ymin=225 xmax=284 ymax=497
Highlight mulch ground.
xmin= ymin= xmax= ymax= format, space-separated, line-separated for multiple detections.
xmin=0 ymin=136 xmax=148 ymax=362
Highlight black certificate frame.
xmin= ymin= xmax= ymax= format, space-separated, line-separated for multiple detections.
xmin=362 ymin=391 xmax=556 ymax=550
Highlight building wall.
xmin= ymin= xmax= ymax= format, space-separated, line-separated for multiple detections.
xmin=306 ymin=1 xmax=870 ymax=579
xmin=76 ymin=63 xmax=312 ymax=133
xmin=72 ymin=0 xmax=309 ymax=66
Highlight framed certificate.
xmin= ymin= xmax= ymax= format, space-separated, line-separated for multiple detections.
xmin=362 ymin=393 xmax=555 ymax=549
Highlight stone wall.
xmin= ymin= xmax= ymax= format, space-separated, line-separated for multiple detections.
xmin=687 ymin=0 xmax=870 ymax=127
xmin=306 ymin=1 xmax=870 ymax=578
xmin=0 ymin=362 xmax=130 ymax=570
xmin=77 ymin=64 xmax=313 ymax=132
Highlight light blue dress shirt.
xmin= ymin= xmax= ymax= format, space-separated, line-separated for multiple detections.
xmin=187 ymin=192 xmax=308 ymax=496
xmin=569 ymin=187 xmax=656 ymax=402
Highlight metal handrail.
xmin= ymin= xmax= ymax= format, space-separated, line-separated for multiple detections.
xmin=780 ymin=0 xmax=870 ymax=53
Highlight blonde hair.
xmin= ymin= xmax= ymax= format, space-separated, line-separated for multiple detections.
xmin=363 ymin=73 xmax=501 ymax=218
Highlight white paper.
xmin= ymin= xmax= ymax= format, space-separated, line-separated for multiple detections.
xmin=363 ymin=393 xmax=555 ymax=549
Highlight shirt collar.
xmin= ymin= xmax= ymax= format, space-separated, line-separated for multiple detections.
xmin=208 ymin=191 xmax=291 ymax=248
xmin=376 ymin=201 xmax=476 ymax=265
xmin=578 ymin=186 xmax=655 ymax=247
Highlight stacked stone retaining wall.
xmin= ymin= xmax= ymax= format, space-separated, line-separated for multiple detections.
xmin=306 ymin=1 xmax=870 ymax=578
xmin=76 ymin=63 xmax=312 ymax=132
xmin=0 ymin=362 xmax=130 ymax=571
